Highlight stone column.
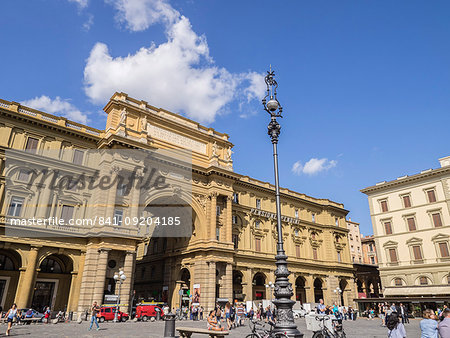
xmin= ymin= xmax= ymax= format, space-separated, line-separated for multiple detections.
xmin=225 ymin=196 xmax=233 ymax=243
xmin=92 ymin=248 xmax=110 ymax=305
xmin=305 ymin=275 xmax=315 ymax=303
xmin=67 ymin=251 xmax=85 ymax=313
xmin=206 ymin=261 xmax=216 ymax=312
xmin=219 ymin=263 xmax=233 ymax=302
xmin=15 ymin=246 xmax=40 ymax=308
xmin=242 ymin=268 xmax=253 ymax=303
xmin=119 ymin=251 xmax=135 ymax=312
xmin=209 ymin=193 xmax=217 ymax=240
xmin=77 ymin=246 xmax=98 ymax=313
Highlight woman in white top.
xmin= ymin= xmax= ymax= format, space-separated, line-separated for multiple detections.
xmin=5 ymin=303 xmax=19 ymax=336
xmin=387 ymin=312 xmax=407 ymax=338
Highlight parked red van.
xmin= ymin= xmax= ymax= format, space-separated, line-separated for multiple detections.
xmin=135 ymin=305 xmax=164 ymax=321
xmin=97 ymin=306 xmax=129 ymax=322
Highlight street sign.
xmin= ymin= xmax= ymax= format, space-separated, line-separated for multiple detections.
xmin=104 ymin=295 xmax=119 ymax=303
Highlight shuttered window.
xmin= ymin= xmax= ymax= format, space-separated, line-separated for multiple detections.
xmin=439 ymin=242 xmax=449 ymax=258
xmin=427 ymin=190 xmax=436 ymax=203
xmin=255 ymin=238 xmax=261 ymax=252
xmin=402 ymin=195 xmax=411 ymax=208
xmin=389 ymin=248 xmax=398 ymax=263
xmin=61 ymin=205 xmax=74 ymax=222
xmin=313 ymin=248 xmax=318 ymax=260
xmin=380 ymin=200 xmax=388 ymax=212
xmin=25 ymin=137 xmax=39 ymax=153
xmin=407 ymin=217 xmax=416 ymax=231
xmin=384 ymin=221 xmax=393 ymax=235
xmin=432 ymin=213 xmax=443 ymax=227
xmin=73 ymin=149 xmax=84 ymax=165
xmin=412 ymin=245 xmax=422 ymax=260
xmin=295 ymin=245 xmax=300 ymax=258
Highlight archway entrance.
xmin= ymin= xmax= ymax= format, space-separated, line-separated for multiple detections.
xmin=252 ymin=273 xmax=266 ymax=300
xmin=295 ymin=276 xmax=306 ymax=304
xmin=179 ymin=268 xmax=191 ymax=308
xmin=33 ymin=254 xmax=73 ymax=311
xmin=0 ymin=250 xmax=21 ymax=309
xmin=339 ymin=279 xmax=348 ymax=306
xmin=314 ymin=278 xmax=323 ymax=303
xmin=233 ymin=270 xmax=244 ymax=302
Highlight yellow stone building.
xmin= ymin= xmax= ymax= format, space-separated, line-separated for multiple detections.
xmin=0 ymin=93 xmax=356 ymax=316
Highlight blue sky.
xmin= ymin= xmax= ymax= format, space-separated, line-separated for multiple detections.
xmin=1 ymin=0 xmax=449 ymax=235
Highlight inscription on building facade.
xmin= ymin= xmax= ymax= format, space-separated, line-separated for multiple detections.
xmin=148 ymin=124 xmax=207 ymax=154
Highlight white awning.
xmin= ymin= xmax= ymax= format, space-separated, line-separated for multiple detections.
xmin=384 ymin=286 xmax=450 ymax=297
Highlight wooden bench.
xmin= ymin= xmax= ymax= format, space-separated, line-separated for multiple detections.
xmin=20 ymin=317 xmax=42 ymax=324
xmin=176 ymin=327 xmax=229 ymax=338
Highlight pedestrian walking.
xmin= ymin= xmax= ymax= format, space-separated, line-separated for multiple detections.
xmin=420 ymin=309 xmax=438 ymax=338
xmin=88 ymin=301 xmax=100 ymax=331
xmin=438 ymin=308 xmax=450 ymax=338
xmin=387 ymin=312 xmax=406 ymax=338
xmin=5 ymin=303 xmax=19 ymax=336
xmin=44 ymin=307 xmax=51 ymax=323
xmin=399 ymin=303 xmax=409 ymax=324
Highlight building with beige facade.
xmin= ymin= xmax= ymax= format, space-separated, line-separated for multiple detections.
xmin=361 ymin=235 xmax=378 ymax=265
xmin=0 ymin=93 xmax=357 ymax=317
xmin=361 ymin=156 xmax=450 ymax=312
xmin=346 ymin=219 xmax=362 ymax=264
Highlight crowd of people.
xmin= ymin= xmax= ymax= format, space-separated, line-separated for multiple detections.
xmin=206 ymin=301 xmax=274 ymax=332
xmin=315 ymin=299 xmax=357 ymax=320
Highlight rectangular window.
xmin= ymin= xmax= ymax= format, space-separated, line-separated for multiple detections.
xmin=232 ymin=234 xmax=239 ymax=249
xmin=216 ymin=227 xmax=220 ymax=241
xmin=295 ymin=209 xmax=299 ymax=219
xmin=233 ymin=193 xmax=239 ymax=204
xmin=407 ymin=217 xmax=416 ymax=231
xmin=370 ymin=256 xmax=375 ymax=264
xmin=351 ymin=245 xmax=354 ymax=251
xmin=216 ymin=205 xmax=221 ymax=216
xmin=412 ymin=245 xmax=422 ymax=260
xmin=117 ymin=182 xmax=128 ymax=196
xmin=72 ymin=149 xmax=84 ymax=165
xmin=255 ymin=220 xmax=260 ymax=228
xmin=295 ymin=245 xmax=300 ymax=258
xmin=369 ymin=244 xmax=373 ymax=252
xmin=256 ymin=199 xmax=261 ymax=210
xmin=337 ymin=251 xmax=342 ymax=262
xmin=439 ymin=242 xmax=450 ymax=258
xmin=402 ymin=195 xmax=411 ymax=208
xmin=432 ymin=213 xmax=443 ymax=227
xmin=380 ymin=200 xmax=388 ymax=212
xmin=114 ymin=209 xmax=123 ymax=226
xmin=61 ymin=205 xmax=74 ymax=222
xmin=255 ymin=238 xmax=261 ymax=252
xmin=384 ymin=221 xmax=393 ymax=235
xmin=427 ymin=190 xmax=437 ymax=203
xmin=25 ymin=137 xmax=39 ymax=153
xmin=335 ymin=218 xmax=339 ymax=226
xmin=389 ymin=248 xmax=398 ymax=263
xmin=17 ymin=169 xmax=30 ymax=182
xmin=232 ymin=215 xmax=238 ymax=224
xmin=312 ymin=248 xmax=318 ymax=260
xmin=312 ymin=214 xmax=316 ymax=223
xmin=352 ymin=256 xmax=355 ymax=262
xmin=7 ymin=197 xmax=24 ymax=216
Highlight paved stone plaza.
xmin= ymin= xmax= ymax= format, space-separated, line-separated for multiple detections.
xmin=1 ymin=318 xmax=421 ymax=337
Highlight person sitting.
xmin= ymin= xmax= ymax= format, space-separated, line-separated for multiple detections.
xmin=207 ymin=309 xmax=224 ymax=331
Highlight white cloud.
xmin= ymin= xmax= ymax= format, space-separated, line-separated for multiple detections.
xmin=68 ymin=0 xmax=89 ymax=9
xmin=107 ymin=0 xmax=179 ymax=31
xmin=291 ymin=158 xmax=337 ymax=176
xmin=21 ymin=96 xmax=89 ymax=124
xmin=83 ymin=14 xmax=94 ymax=31
xmin=84 ymin=0 xmax=264 ymax=123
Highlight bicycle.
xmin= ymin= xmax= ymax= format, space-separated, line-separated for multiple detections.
xmin=312 ymin=315 xmax=347 ymax=338
xmin=245 ymin=319 xmax=289 ymax=338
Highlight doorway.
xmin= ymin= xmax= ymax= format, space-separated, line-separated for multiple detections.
xmin=32 ymin=281 xmax=56 ymax=311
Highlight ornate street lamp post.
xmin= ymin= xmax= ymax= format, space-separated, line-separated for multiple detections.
xmin=263 ymin=67 xmax=303 ymax=337
xmin=113 ymin=270 xmax=126 ymax=323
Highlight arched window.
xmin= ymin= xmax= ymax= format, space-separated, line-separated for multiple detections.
xmin=419 ymin=276 xmax=429 ymax=285
xmin=394 ymin=278 xmax=403 ymax=286
xmin=40 ymin=258 xmax=62 ymax=273
xmin=0 ymin=255 xmax=15 ymax=271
